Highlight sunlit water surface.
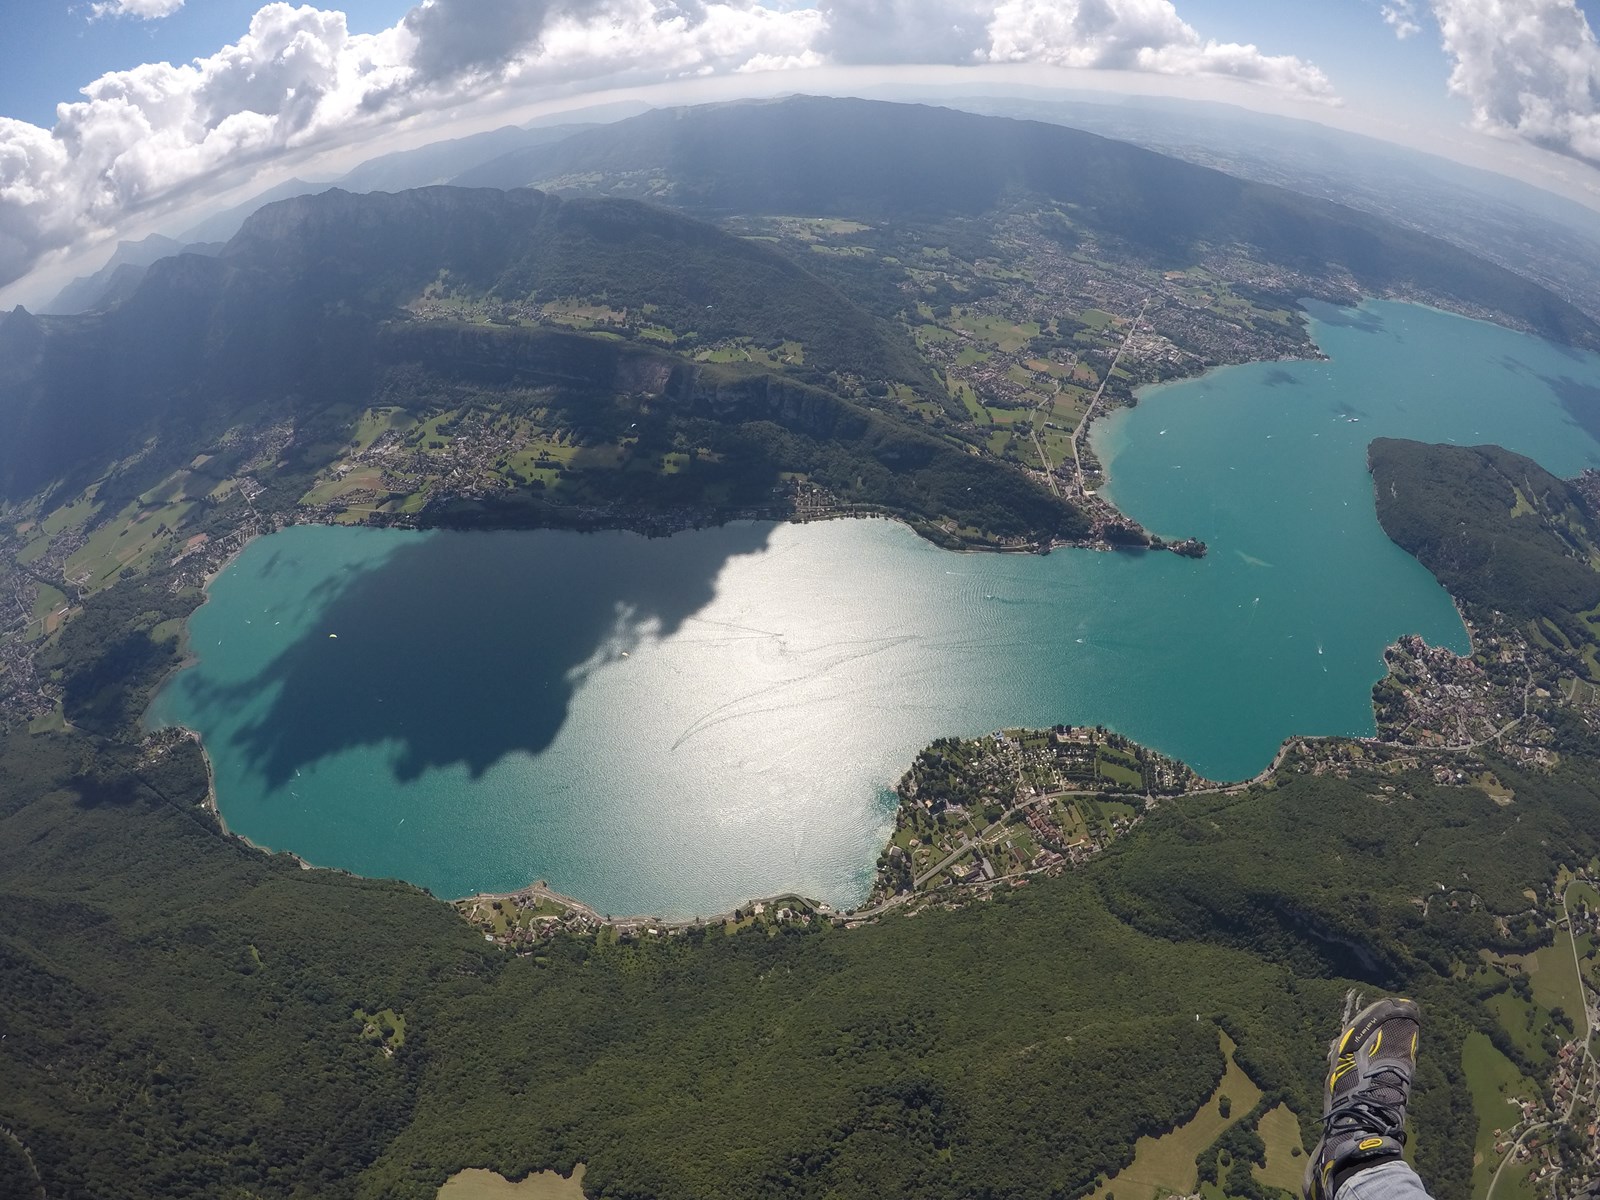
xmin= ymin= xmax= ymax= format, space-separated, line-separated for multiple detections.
xmin=151 ymin=300 xmax=1600 ymax=915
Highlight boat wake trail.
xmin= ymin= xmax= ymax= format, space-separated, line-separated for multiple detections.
xmin=671 ymin=634 xmax=918 ymax=750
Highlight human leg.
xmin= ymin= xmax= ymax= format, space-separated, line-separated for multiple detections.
xmin=1303 ymin=994 xmax=1433 ymax=1200
xmin=1336 ymin=1158 xmax=1435 ymax=1200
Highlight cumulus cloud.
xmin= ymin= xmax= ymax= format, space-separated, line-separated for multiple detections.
xmin=90 ymin=0 xmax=186 ymax=19
xmin=815 ymin=0 xmax=1335 ymax=97
xmin=0 ymin=0 xmax=1332 ymax=289
xmin=519 ymin=1 xmax=824 ymax=88
xmin=402 ymin=0 xmax=565 ymax=82
xmin=1381 ymin=1 xmax=1421 ymax=39
xmin=984 ymin=0 xmax=1335 ymax=97
xmin=817 ymin=0 xmax=995 ymax=64
xmin=1429 ymin=0 xmax=1600 ymax=166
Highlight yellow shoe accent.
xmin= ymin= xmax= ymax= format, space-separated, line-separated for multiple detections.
xmin=1370 ymin=1029 xmax=1383 ymax=1055
xmin=1358 ymin=1138 xmax=1385 ymax=1151
xmin=1330 ymin=1054 xmax=1357 ymax=1091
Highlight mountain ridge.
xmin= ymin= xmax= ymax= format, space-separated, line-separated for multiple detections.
xmin=1 ymin=184 xmax=1081 ymax=546
xmin=500 ymin=96 xmax=1600 ymax=350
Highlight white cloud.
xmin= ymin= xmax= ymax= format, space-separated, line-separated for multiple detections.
xmin=1381 ymin=2 xmax=1421 ymax=39
xmin=984 ymin=0 xmax=1335 ymax=98
xmin=518 ymin=1 xmax=826 ymax=88
xmin=0 ymin=0 xmax=1331 ymax=289
xmin=90 ymin=0 xmax=186 ymax=19
xmin=815 ymin=0 xmax=1336 ymax=99
xmin=817 ymin=1 xmax=994 ymax=64
xmin=1429 ymin=0 xmax=1600 ymax=166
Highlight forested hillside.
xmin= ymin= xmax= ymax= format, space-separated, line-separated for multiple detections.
xmin=1370 ymin=438 xmax=1600 ymax=642
xmin=3 ymin=560 xmax=1597 ymax=1198
xmin=0 ymin=188 xmax=1081 ymax=547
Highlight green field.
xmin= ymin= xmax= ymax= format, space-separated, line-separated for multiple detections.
xmin=39 ymin=493 xmax=97 ymax=537
xmin=15 ymin=532 xmax=50 ymax=565
xmin=946 ymin=311 xmax=1039 ymax=352
xmin=438 ymin=1166 xmax=587 ymax=1200
xmin=1483 ymin=988 xmax=1550 ymax=1065
xmin=301 ymin=467 xmax=388 ymax=507
xmin=1087 ymin=1032 xmax=1264 ymax=1200
xmin=60 ymin=497 xmax=191 ymax=590
xmin=1483 ymin=1156 xmax=1538 ymax=1200
xmin=1253 ymin=1103 xmax=1305 ymax=1193
xmin=1514 ymin=931 xmax=1586 ymax=1020
xmin=30 ymin=582 xmax=65 ymax=626
xmin=354 ymin=1006 xmax=408 ymax=1052
xmin=1097 ymin=747 xmax=1144 ymax=788
xmin=1461 ymin=1032 xmax=1533 ymax=1199
xmin=1567 ymin=880 xmax=1600 ymax=912
xmin=353 ymin=406 xmax=413 ymax=452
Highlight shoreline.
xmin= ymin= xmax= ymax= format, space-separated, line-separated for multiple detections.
xmin=457 ymin=881 xmax=839 ymax=935
xmin=449 ymin=723 xmax=1315 ymax=933
xmin=173 ymin=725 xmax=321 ymax=874
xmin=139 ymin=502 xmax=1233 ymax=927
xmin=128 ymin=293 xmax=1448 ymax=929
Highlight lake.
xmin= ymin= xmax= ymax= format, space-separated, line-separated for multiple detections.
xmin=150 ymin=299 xmax=1600 ymax=916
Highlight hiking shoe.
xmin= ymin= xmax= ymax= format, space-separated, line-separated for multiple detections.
xmin=1303 ymin=993 xmax=1420 ymax=1200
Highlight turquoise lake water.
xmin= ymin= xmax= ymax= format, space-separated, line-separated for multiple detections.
xmin=150 ymin=299 xmax=1600 ymax=916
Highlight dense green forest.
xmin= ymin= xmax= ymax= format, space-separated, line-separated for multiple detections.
xmin=1369 ymin=438 xmax=1600 ymax=655
xmin=2 ymin=544 xmax=1597 ymax=1198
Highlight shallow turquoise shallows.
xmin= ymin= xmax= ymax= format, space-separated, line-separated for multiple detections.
xmin=150 ymin=300 xmax=1600 ymax=916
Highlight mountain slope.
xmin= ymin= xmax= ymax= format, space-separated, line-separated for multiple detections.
xmin=1369 ymin=438 xmax=1600 ymax=623
xmin=932 ymin=90 xmax=1600 ymax=323
xmin=335 ymin=123 xmax=590 ymax=193
xmin=45 ymin=234 xmax=224 ymax=315
xmin=0 ymin=187 xmax=1077 ymax=546
xmin=218 ymin=186 xmax=933 ymax=387
xmin=511 ymin=96 xmax=1600 ymax=349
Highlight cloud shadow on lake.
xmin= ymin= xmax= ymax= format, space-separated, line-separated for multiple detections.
xmin=1541 ymin=372 xmax=1600 ymax=450
xmin=1302 ymin=299 xmax=1386 ymax=335
xmin=178 ymin=522 xmax=777 ymax=789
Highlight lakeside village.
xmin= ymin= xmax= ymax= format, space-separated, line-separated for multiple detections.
xmin=0 ymin=215 xmax=1385 ymax=718
xmin=1470 ymin=873 xmax=1600 ymax=1200
xmin=6 ymin=200 xmax=1574 ymax=723
xmin=454 ymin=589 xmax=1600 ymax=1192
xmin=460 ymin=591 xmax=1600 ymax=954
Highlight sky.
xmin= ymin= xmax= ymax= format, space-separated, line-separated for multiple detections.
xmin=4 ymin=0 xmax=1600 ymax=304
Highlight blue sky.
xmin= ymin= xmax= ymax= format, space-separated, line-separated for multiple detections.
xmin=3 ymin=0 xmax=1600 ymax=300
xmin=0 ymin=0 xmax=1551 ymax=128
xmin=1 ymin=0 xmax=412 ymax=125
xmin=1179 ymin=0 xmax=1455 ymax=119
